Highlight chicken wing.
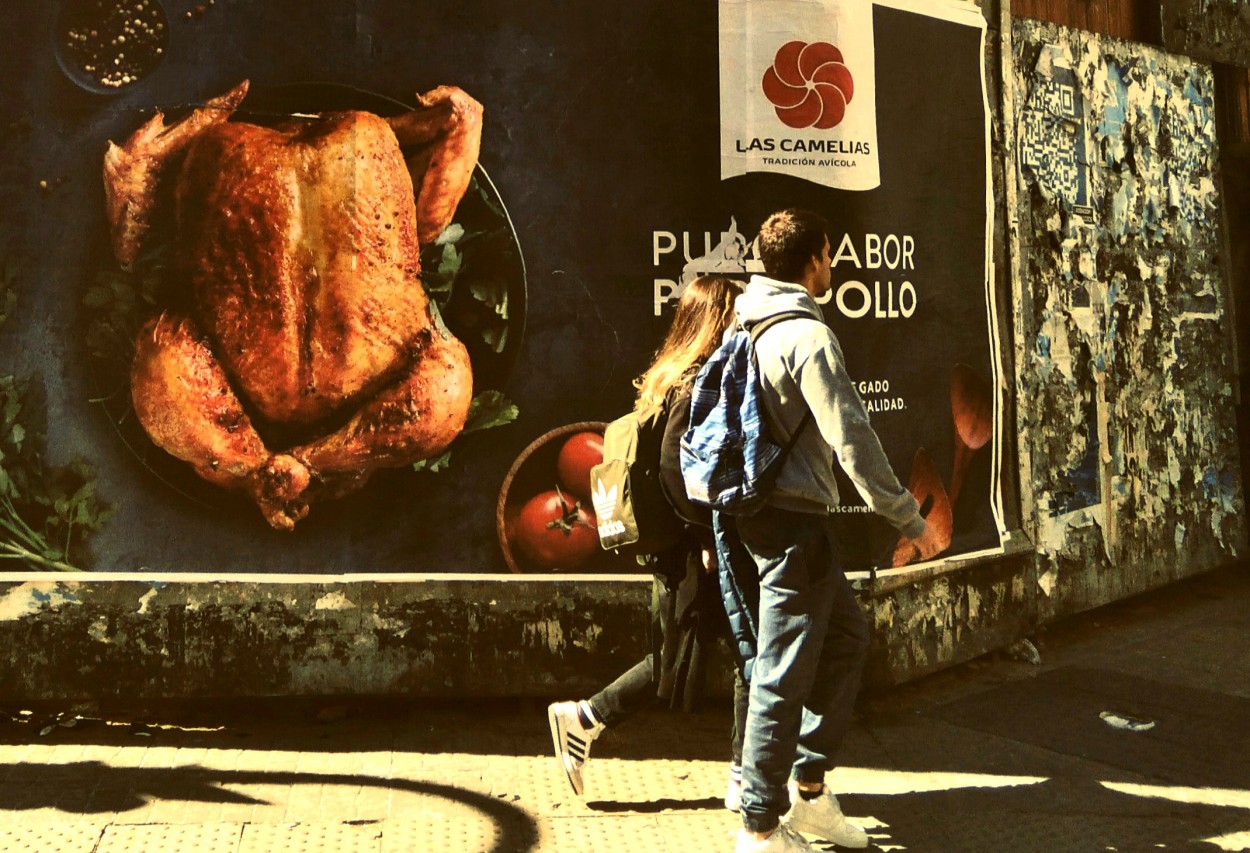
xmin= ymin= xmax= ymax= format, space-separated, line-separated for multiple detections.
xmin=104 ymin=80 xmax=250 ymax=269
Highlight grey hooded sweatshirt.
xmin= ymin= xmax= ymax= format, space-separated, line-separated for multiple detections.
xmin=736 ymin=274 xmax=926 ymax=539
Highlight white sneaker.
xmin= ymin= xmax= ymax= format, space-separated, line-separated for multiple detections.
xmin=735 ymin=823 xmax=814 ymax=852
xmin=725 ymin=765 xmax=743 ymax=811
xmin=783 ymin=780 xmax=869 ymax=848
xmin=546 ymin=701 xmax=603 ymax=796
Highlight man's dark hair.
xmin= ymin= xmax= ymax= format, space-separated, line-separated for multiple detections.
xmin=757 ymin=208 xmax=830 ymax=283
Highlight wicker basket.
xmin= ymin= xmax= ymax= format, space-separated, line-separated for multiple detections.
xmin=496 ymin=421 xmax=633 ymax=573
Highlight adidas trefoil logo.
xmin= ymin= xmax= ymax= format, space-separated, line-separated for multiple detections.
xmin=591 ymin=479 xmax=618 ymax=520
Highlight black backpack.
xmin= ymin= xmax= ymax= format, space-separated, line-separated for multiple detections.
xmin=589 ymin=401 xmax=684 ymax=559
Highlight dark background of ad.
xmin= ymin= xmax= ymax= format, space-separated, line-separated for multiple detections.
xmin=0 ymin=0 xmax=996 ymax=572
xmin=712 ymin=6 xmax=996 ymax=570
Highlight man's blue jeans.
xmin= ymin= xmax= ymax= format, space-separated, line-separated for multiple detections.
xmin=732 ymin=505 xmax=870 ymax=833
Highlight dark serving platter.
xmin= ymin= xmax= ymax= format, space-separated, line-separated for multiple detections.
xmin=83 ymin=81 xmax=527 ymax=515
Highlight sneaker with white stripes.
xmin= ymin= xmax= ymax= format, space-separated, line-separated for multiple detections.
xmin=546 ymin=701 xmax=603 ymax=796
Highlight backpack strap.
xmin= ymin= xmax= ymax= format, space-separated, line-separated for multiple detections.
xmin=744 ymin=311 xmax=814 ymax=451
xmin=743 ymin=310 xmax=811 ymax=344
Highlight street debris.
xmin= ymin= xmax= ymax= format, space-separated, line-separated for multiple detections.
xmin=1004 ymin=637 xmax=1042 ymax=664
xmin=1099 ymin=711 xmax=1156 ymax=732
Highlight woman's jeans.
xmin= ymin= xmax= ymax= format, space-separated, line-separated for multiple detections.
xmin=734 ymin=506 xmax=870 ymax=834
xmin=588 ymin=654 xmax=655 ymax=726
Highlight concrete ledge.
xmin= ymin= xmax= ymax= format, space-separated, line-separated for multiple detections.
xmin=0 ymin=574 xmax=653 ymax=701
xmin=861 ymin=536 xmax=1036 ymax=687
xmin=0 ymin=543 xmax=1038 ymax=702
xmin=0 ymin=534 xmax=1223 ymax=702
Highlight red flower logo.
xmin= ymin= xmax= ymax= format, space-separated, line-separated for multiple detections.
xmin=762 ymin=41 xmax=855 ymax=130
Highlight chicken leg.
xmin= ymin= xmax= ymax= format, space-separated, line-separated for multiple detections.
xmin=292 ymin=323 xmax=473 ymax=478
xmin=131 ymin=312 xmax=311 ymax=531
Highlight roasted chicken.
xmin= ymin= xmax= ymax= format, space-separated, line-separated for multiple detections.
xmin=105 ymin=80 xmax=481 ymax=530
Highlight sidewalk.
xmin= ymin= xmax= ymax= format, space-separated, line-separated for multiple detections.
xmin=0 ymin=564 xmax=1246 ymax=852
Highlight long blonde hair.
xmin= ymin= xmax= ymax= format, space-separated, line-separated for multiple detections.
xmin=634 ymin=275 xmax=743 ymax=414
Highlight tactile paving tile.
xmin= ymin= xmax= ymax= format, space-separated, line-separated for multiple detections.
xmin=537 ymin=815 xmax=663 ymax=851
xmin=584 ymin=759 xmax=725 ymax=811
xmin=390 ymin=783 xmax=502 ymax=819
xmin=97 ymin=822 xmax=242 ymax=853
xmin=239 ymin=821 xmax=382 ymax=853
xmin=0 ymin=824 xmax=106 ymax=853
xmin=482 ymin=755 xmax=581 ymax=813
xmin=657 ymin=811 xmax=742 ymax=849
xmin=382 ymin=814 xmax=516 ymax=853
xmin=387 ymin=770 xmax=501 ymax=824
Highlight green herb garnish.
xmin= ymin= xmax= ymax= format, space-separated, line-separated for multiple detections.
xmin=463 ymin=389 xmax=519 ymax=434
xmin=84 ymin=243 xmax=167 ymax=377
xmin=411 ymin=451 xmax=452 ymax=474
xmin=1 ymin=263 xmax=111 ymax=570
xmin=419 ymin=175 xmax=514 ymax=353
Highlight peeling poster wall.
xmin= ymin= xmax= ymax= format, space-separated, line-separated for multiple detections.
xmin=1010 ymin=20 xmax=1247 ymax=618
xmin=1161 ymin=0 xmax=1250 ymax=67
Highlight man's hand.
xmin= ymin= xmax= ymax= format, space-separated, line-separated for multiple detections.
xmin=910 ymin=519 xmax=945 ymax=561
xmin=892 ymin=518 xmax=946 ymax=566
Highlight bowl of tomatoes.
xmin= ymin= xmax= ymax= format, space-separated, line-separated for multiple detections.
xmin=496 ymin=421 xmax=624 ymax=573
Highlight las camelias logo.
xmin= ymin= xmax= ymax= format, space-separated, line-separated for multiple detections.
xmin=720 ymin=2 xmax=880 ymax=190
xmin=762 ymin=40 xmax=855 ymax=129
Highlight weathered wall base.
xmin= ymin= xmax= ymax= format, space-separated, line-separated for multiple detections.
xmin=0 ymin=574 xmax=654 ymax=701
xmin=864 ymin=537 xmax=1036 ymax=687
xmin=4 ymin=533 xmax=1211 ymax=703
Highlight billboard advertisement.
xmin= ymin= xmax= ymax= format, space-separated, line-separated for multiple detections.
xmin=0 ymin=0 xmax=1002 ymax=573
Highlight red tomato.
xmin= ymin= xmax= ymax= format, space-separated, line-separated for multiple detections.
xmin=512 ymin=489 xmax=599 ymax=570
xmin=557 ymin=431 xmax=604 ymax=502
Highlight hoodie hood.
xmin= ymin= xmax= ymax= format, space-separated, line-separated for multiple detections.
xmin=735 ymin=275 xmax=824 ymax=327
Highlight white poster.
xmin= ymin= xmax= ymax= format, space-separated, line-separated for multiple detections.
xmin=720 ymin=0 xmax=880 ymax=191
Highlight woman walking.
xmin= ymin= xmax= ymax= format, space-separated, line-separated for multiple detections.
xmin=547 ymin=274 xmax=749 ymax=806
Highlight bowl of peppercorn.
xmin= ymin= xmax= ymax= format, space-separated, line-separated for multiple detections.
xmin=55 ymin=0 xmax=169 ymax=94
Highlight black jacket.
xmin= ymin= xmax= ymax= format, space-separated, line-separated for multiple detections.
xmin=658 ymin=383 xmax=713 ymax=534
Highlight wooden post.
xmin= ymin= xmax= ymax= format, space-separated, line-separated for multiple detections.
xmin=1010 ymin=0 xmax=1158 ymax=43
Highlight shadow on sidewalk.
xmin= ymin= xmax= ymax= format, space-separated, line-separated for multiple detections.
xmin=0 ymin=763 xmax=539 ymax=853
xmin=588 ymin=795 xmax=723 ymax=813
xmin=2 ymin=756 xmax=1245 ymax=852
xmin=928 ymin=665 xmax=1250 ymax=790
xmin=835 ymin=771 xmax=1250 ymax=852
xmin=0 ymin=700 xmax=741 ymax=764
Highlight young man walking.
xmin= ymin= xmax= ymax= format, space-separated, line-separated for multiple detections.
xmin=730 ymin=208 xmax=943 ymax=852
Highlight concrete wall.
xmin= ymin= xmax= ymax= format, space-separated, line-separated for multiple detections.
xmin=1004 ymin=18 xmax=1247 ymax=619
xmin=0 ymin=5 xmax=1245 ymax=703
xmin=0 ymin=575 xmax=651 ymax=700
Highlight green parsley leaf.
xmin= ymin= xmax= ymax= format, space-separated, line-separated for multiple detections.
xmin=463 ymin=390 xmax=519 ymax=434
